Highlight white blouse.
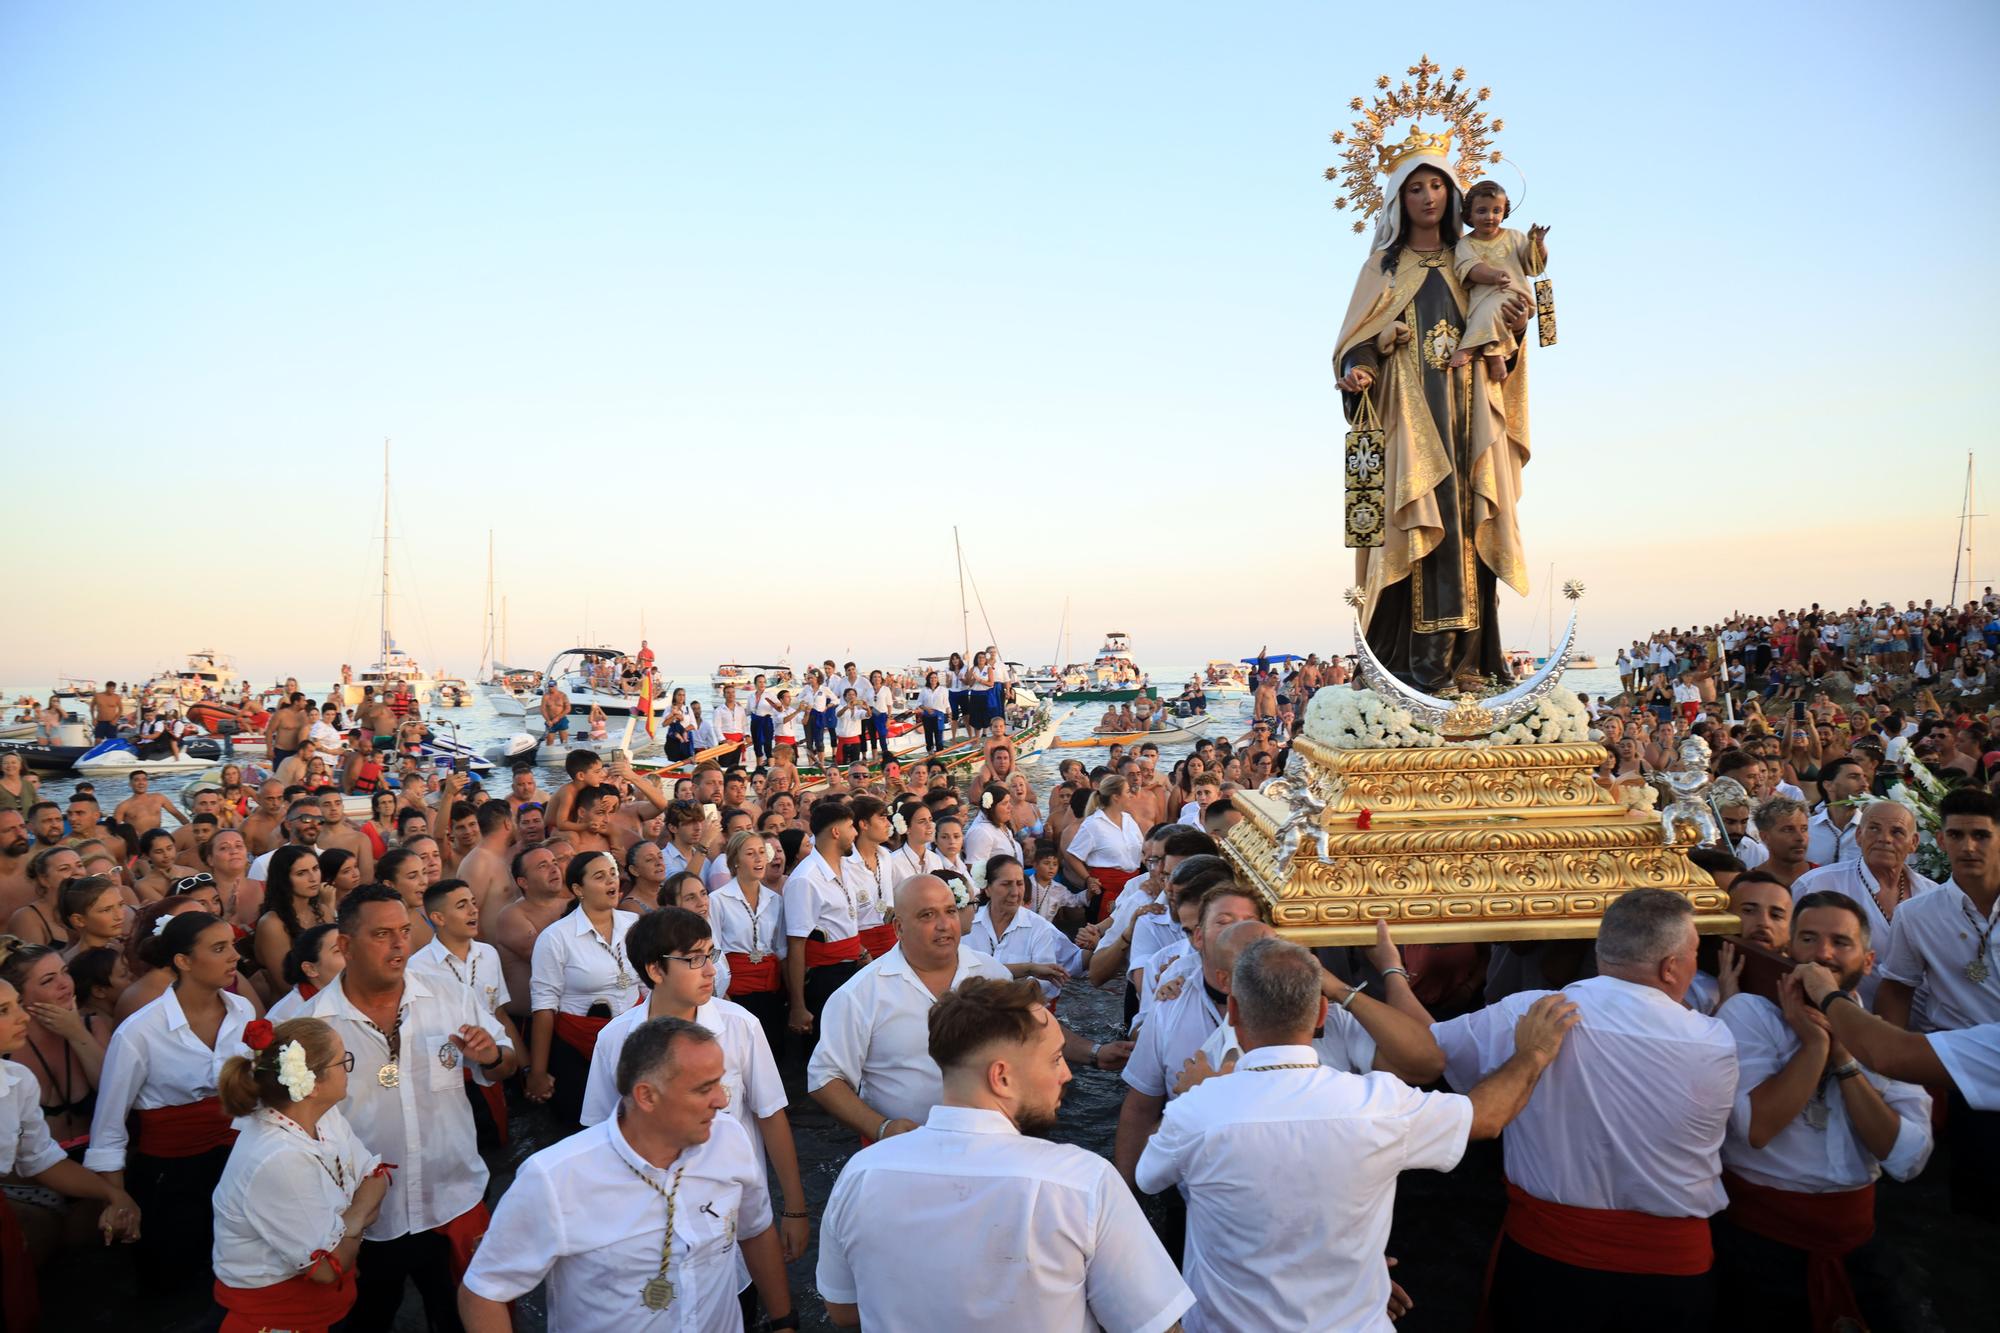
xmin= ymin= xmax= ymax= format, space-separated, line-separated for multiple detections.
xmin=1065 ymin=810 xmax=1145 ymax=871
xmin=212 ymin=1107 xmax=382 ymax=1288
xmin=85 ymin=986 xmax=256 ymax=1172
xmin=0 ymin=1061 xmax=66 ymax=1178
xmin=710 ymin=881 xmax=787 ymax=961
xmin=530 ymin=909 xmax=643 ymax=1016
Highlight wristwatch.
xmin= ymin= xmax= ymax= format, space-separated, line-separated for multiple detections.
xmin=1831 ymin=1060 xmax=1865 ymax=1081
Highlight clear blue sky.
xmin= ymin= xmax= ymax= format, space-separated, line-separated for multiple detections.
xmin=3 ymin=1 xmax=1995 ymax=683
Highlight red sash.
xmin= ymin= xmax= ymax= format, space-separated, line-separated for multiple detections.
xmin=437 ymin=1201 xmax=491 ymax=1280
xmin=804 ymin=936 xmax=861 ymax=968
xmin=214 ymin=1266 xmax=357 ymax=1333
xmin=552 ymin=1012 xmax=611 ymax=1060
xmin=469 ymin=1072 xmax=510 ymax=1145
xmin=857 ymin=922 xmax=899 ymax=958
xmin=132 ymin=1096 xmax=238 ymax=1158
xmin=1500 ymin=1181 xmax=1712 ymax=1276
xmin=726 ymin=952 xmax=782 ymax=995
xmin=1722 ymin=1171 xmax=1874 ymax=1332
xmin=724 ymin=732 xmax=745 ymax=742
xmin=1088 ymin=866 xmax=1140 ymax=922
xmin=0 ymin=1198 xmax=38 ymax=1333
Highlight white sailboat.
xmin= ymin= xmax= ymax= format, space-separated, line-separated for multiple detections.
xmin=342 ymin=442 xmax=441 ymax=708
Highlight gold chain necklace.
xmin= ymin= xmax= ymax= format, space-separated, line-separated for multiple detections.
xmin=1245 ymin=1062 xmax=1319 ymax=1072
xmin=619 ymin=1151 xmax=690 ymax=1311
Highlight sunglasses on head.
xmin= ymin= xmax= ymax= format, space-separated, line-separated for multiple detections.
xmin=174 ymin=873 xmax=216 ymax=893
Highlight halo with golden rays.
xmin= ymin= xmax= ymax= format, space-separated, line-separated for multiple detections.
xmin=1324 ymin=55 xmax=1504 ymax=234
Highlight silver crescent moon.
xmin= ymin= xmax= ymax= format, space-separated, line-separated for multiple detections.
xmin=1351 ymin=605 xmax=1579 ymax=737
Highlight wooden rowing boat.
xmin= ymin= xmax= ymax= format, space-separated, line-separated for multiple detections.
xmin=1049 ymin=715 xmax=1212 ymax=748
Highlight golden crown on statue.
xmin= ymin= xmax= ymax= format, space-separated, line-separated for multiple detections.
xmin=1325 ymin=54 xmax=1504 ymax=233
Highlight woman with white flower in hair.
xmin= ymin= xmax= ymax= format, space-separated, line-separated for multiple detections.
xmin=962 ymin=783 xmax=1023 ymax=884
xmin=211 ymin=1016 xmax=389 ymax=1333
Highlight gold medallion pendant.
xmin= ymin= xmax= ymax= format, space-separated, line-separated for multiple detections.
xmin=1968 ymin=959 xmax=1990 ymax=984
xmin=378 ymin=1063 xmax=400 ymax=1089
xmin=641 ymin=1276 xmax=675 ymax=1310
xmin=749 ymin=952 xmax=765 ymax=964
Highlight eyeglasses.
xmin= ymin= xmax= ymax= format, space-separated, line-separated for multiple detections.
xmin=318 ymin=1052 xmax=357 ymax=1074
xmin=664 ymin=951 xmax=717 ymax=971
xmin=1144 ymin=856 xmax=1163 ymax=869
xmin=173 ymin=873 xmax=215 ymax=892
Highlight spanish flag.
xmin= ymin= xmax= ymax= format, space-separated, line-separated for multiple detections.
xmin=639 ymin=672 xmax=656 ymax=739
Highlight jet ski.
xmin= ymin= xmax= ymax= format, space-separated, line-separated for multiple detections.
xmin=72 ymin=737 xmax=226 ymax=775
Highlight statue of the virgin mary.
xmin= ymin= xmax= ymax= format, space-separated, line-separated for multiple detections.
xmin=1332 ymin=77 xmax=1534 ymax=695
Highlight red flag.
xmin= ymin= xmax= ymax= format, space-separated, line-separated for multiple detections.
xmin=640 ymin=673 xmax=656 ymax=738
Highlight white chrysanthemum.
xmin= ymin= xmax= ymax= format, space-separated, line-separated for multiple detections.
xmin=276 ymin=1040 xmax=316 ymax=1103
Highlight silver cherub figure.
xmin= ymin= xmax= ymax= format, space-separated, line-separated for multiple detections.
xmin=1262 ymin=775 xmax=1331 ymax=870
xmin=1657 ymin=736 xmax=1721 ymax=848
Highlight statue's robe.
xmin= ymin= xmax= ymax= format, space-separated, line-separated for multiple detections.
xmin=1337 ymin=248 xmax=1532 ymax=693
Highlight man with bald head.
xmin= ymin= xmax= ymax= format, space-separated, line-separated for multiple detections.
xmin=809 ymin=875 xmax=1128 ymax=1144
xmin=1790 ymin=800 xmax=1938 ymax=1009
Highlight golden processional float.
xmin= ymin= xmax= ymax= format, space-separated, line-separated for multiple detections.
xmin=1223 ymin=57 xmax=1728 ymax=944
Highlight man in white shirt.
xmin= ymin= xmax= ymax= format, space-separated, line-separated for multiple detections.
xmin=1872 ymin=786 xmax=2000 ymax=1220
xmin=1432 ymin=888 xmax=1739 ymax=1331
xmin=714 ymin=686 xmax=750 ymax=769
xmin=1712 ymin=892 xmax=1932 ymax=1331
xmin=817 ymin=976 xmax=1195 ymax=1331
xmin=1139 ymin=937 xmax=1576 ymax=1333
xmin=410 ymin=878 xmax=524 ymax=1150
xmin=1804 ymin=757 xmax=1868 ymax=867
xmin=305 ymin=885 xmax=518 ymax=1328
xmin=1790 ymin=801 xmax=1937 ymax=1008
xmin=783 ymin=799 xmax=869 ymax=1048
xmin=1753 ymin=797 xmax=1814 ymax=888
xmin=461 ymin=1015 xmax=796 ymax=1332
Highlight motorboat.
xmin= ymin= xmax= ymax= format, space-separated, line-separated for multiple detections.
xmin=481 ymin=666 xmax=544 ymax=718
xmin=142 ymin=651 xmax=244 ymax=706
xmin=712 ymin=661 xmax=795 ymax=696
xmin=1052 ymin=632 xmax=1155 ymax=702
xmin=435 ymin=678 xmax=475 ymax=707
xmin=342 ymin=648 xmax=441 ymax=709
xmin=73 ymin=737 xmax=228 ymax=775
xmin=1202 ymin=660 xmax=1251 ymax=693
xmin=535 ymin=647 xmax=672 ymax=725
xmin=482 ymin=733 xmax=541 ymax=769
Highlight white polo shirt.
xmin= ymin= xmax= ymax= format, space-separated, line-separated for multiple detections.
xmin=465 ymin=1112 xmax=771 ymax=1331
xmin=86 ymin=986 xmax=256 ymax=1172
xmin=1433 ymin=976 xmax=1738 ymax=1217
xmin=302 ymin=970 xmax=510 ymax=1239
xmin=1067 ymin=810 xmax=1145 ymax=871
xmin=965 ymin=905 xmax=1086 ymax=1003
xmin=1931 ymin=1022 xmax=2000 ymax=1110
xmin=782 ymin=850 xmax=863 ymax=943
xmin=409 ymin=936 xmax=512 ymax=1019
xmin=1876 ymin=879 xmax=2000 ymax=1032
xmin=1790 ymin=859 xmax=1940 ymax=1008
xmin=580 ymin=997 xmax=787 ymax=1171
xmin=806 ymin=944 xmax=1012 ymax=1126
xmin=1123 ymin=971 xmax=1224 ymax=1101
xmin=1136 ymin=1047 xmax=1472 ymax=1333
xmin=1717 ymin=993 xmax=1932 ymax=1193
xmin=0 ymin=1061 xmax=67 ymax=1179
xmin=817 ymin=1104 xmax=1193 ymax=1332
xmin=530 ymin=908 xmax=643 ymax=1017
xmin=212 ymin=1107 xmax=382 ymax=1289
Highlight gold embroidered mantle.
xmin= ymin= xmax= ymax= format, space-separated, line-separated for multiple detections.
xmin=1223 ymin=737 xmax=1730 ymax=944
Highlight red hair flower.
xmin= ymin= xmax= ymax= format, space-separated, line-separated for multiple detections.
xmin=243 ymin=1019 xmax=276 ymax=1051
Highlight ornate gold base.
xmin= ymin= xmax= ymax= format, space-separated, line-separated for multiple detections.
xmin=1223 ymin=737 xmax=1730 ymax=945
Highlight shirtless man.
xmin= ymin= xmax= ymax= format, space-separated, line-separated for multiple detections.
xmin=172 ymin=788 xmax=226 ymax=860
xmin=315 ymin=787 xmax=376 ymax=882
xmin=241 ymin=779 xmax=289 ymax=856
xmin=457 ymin=802 xmax=519 ymax=927
xmin=357 ymin=687 xmax=396 ymax=742
xmin=540 ymin=682 xmax=571 ymax=749
xmin=267 ymin=693 xmax=309 ymax=765
xmin=113 ymin=770 xmax=188 ymax=837
xmin=1126 ymin=751 xmax=1168 ymax=829
xmin=91 ymin=682 xmax=124 ymax=741
xmin=443 ymin=801 xmax=480 ymax=876
xmin=0 ymin=811 xmax=33 ymax=922
xmin=491 ymin=844 xmax=568 ymax=1027
xmin=63 ymin=794 xmax=104 ymax=849
xmin=274 ymin=738 xmax=319 ymax=789
xmin=512 ymin=800 xmax=546 ymax=850
xmin=548 ymin=749 xmax=608 ymax=838
xmin=505 ymin=765 xmax=548 ymax=812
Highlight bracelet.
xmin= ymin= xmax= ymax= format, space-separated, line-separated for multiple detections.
xmin=1831 ymin=1060 xmax=1865 ymax=1081
xmin=877 ymin=1117 xmax=894 ymax=1141
xmin=1091 ymin=1042 xmax=1102 ymax=1063
xmin=1338 ymin=980 xmax=1367 ymax=1011
xmin=1379 ymin=966 xmax=1411 ymax=982
xmin=780 ymin=1210 xmax=810 ymax=1219
xmin=1816 ymin=988 xmax=1859 ymax=1014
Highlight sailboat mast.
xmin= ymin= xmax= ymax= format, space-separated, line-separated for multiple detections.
xmin=1952 ymin=452 xmax=1980 ymax=606
xmin=502 ymin=596 xmax=509 ymax=665
xmin=379 ymin=440 xmax=392 ymax=667
xmin=954 ymin=526 xmax=970 ymax=658
xmin=480 ymin=530 xmax=495 ymax=680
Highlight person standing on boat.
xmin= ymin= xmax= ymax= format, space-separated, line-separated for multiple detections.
xmin=916 ymin=671 xmax=949 ymax=755
xmin=867 ymin=671 xmax=896 ymax=761
xmin=943 ymin=653 xmax=969 ymax=741
xmin=748 ymin=673 xmax=779 ymax=765
xmin=539 ymin=682 xmax=570 ymax=750
xmin=716 ymin=686 xmax=750 ymax=771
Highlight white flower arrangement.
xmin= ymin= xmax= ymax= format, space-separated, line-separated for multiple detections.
xmin=275 ymin=1040 xmax=316 ymax=1103
xmin=891 ymin=812 xmax=908 ymax=836
xmin=1303 ymin=686 xmax=1592 ymax=751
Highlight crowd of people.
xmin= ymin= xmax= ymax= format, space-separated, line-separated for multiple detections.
xmin=0 ymin=618 xmax=1996 ymax=1331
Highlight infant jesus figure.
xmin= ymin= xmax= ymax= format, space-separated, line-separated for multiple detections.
xmin=1448 ymin=179 xmax=1549 ymax=384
